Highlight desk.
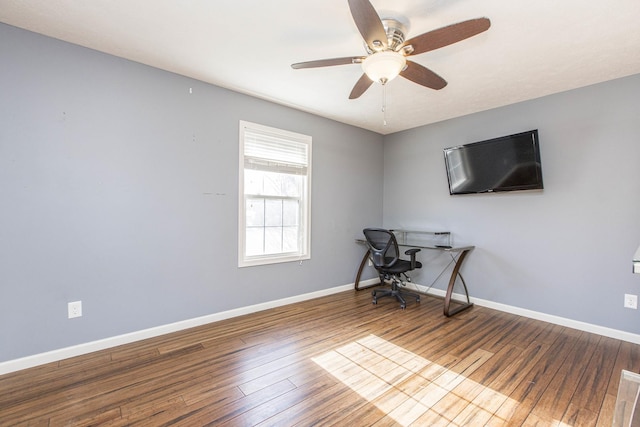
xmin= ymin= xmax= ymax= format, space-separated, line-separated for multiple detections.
xmin=356 ymin=230 xmax=474 ymax=317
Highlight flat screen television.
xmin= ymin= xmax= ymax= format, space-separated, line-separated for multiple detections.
xmin=443 ymin=130 xmax=543 ymax=195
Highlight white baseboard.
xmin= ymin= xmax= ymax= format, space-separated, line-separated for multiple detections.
xmin=0 ymin=282 xmax=360 ymax=376
xmin=408 ymin=283 xmax=640 ymax=345
xmin=2 ymin=277 xmax=638 ymax=375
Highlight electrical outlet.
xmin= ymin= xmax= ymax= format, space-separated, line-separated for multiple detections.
xmin=624 ymin=294 xmax=638 ymax=310
xmin=68 ymin=301 xmax=82 ymax=318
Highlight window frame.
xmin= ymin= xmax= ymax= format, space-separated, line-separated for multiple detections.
xmin=238 ymin=120 xmax=312 ymax=267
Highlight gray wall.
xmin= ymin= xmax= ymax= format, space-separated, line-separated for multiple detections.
xmin=0 ymin=23 xmax=384 ymax=363
xmin=383 ymin=73 xmax=640 ymax=334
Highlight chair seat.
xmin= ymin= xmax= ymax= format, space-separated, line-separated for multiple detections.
xmin=379 ymin=259 xmax=422 ymax=275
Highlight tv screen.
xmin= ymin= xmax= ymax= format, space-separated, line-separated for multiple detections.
xmin=444 ymin=130 xmax=543 ymax=195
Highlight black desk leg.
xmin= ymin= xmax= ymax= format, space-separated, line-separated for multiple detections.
xmin=355 ymin=249 xmax=380 ymax=291
xmin=443 ymin=249 xmax=474 ymax=317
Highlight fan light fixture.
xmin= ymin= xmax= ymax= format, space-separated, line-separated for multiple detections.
xmin=361 ymin=51 xmax=406 ymax=84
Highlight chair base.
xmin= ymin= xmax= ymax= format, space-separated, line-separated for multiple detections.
xmin=372 ymin=282 xmax=420 ymax=309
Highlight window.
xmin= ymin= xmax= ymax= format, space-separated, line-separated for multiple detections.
xmin=238 ymin=121 xmax=311 ymax=267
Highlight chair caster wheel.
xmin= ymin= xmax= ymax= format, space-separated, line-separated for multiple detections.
xmin=372 ymin=299 xmax=377 ymax=305
xmin=416 ymin=298 xmax=420 ymax=303
xmin=400 ymin=305 xmax=406 ymax=309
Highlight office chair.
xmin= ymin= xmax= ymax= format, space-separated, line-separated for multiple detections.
xmin=363 ymin=228 xmax=422 ymax=309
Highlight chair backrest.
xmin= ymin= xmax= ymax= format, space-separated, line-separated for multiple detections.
xmin=363 ymin=228 xmax=399 ymax=269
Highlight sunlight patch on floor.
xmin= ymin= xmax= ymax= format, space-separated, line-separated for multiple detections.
xmin=312 ymin=334 xmax=518 ymax=426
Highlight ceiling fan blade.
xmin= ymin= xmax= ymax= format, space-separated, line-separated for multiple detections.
xmin=400 ymin=61 xmax=447 ymax=90
xmin=291 ymin=56 xmax=365 ymax=69
xmin=348 ymin=0 xmax=387 ymax=50
xmin=349 ymin=74 xmax=374 ymax=99
xmin=403 ymin=18 xmax=490 ymax=56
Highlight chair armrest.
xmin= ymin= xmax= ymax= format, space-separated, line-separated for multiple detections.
xmin=405 ymin=248 xmax=421 ymax=270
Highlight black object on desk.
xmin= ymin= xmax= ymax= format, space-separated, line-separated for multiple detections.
xmin=355 ymin=229 xmax=474 ymax=317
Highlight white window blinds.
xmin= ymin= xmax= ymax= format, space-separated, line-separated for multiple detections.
xmin=243 ymin=126 xmax=309 ymax=175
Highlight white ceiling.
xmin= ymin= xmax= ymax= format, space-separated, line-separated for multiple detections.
xmin=1 ymin=0 xmax=639 ymax=134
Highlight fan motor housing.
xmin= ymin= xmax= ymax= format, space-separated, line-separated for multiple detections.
xmin=382 ymin=19 xmax=407 ymax=50
xmin=365 ymin=18 xmax=407 ymax=53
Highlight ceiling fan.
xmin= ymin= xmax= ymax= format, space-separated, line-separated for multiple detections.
xmin=291 ymin=0 xmax=490 ymax=99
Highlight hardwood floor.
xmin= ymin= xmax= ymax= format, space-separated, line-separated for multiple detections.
xmin=1 ymin=289 xmax=639 ymax=426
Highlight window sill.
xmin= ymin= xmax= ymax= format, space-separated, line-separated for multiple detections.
xmin=239 ymin=253 xmax=311 ymax=268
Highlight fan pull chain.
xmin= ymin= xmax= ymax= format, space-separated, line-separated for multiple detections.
xmin=382 ymin=83 xmax=388 ymax=126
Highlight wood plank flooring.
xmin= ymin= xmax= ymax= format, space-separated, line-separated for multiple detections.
xmin=1 ymin=289 xmax=639 ymax=426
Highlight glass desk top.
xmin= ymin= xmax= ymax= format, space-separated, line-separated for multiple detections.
xmin=356 ymin=229 xmax=474 ymax=252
